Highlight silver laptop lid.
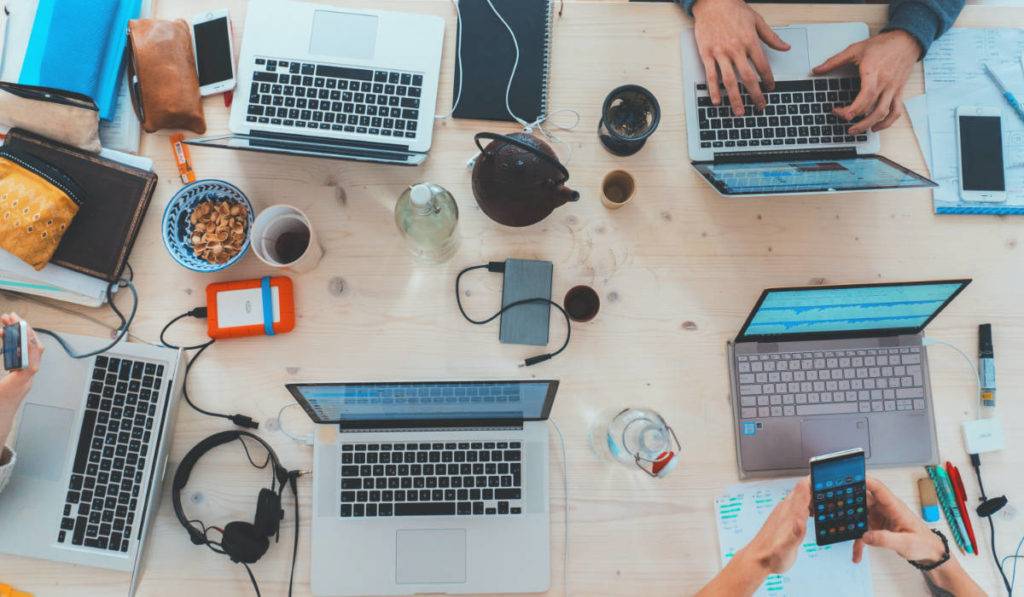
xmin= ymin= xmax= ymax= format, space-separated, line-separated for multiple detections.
xmin=185 ymin=132 xmax=426 ymax=166
xmin=692 ymin=153 xmax=936 ymax=196
xmin=735 ymin=280 xmax=971 ymax=344
xmin=286 ymin=380 xmax=559 ymax=429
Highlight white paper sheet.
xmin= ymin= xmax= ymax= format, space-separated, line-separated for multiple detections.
xmin=923 ymin=29 xmax=1024 ymax=214
xmin=905 ymin=95 xmax=932 ymax=171
xmin=715 ymin=478 xmax=873 ymax=597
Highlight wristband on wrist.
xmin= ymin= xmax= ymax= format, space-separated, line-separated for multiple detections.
xmin=908 ymin=529 xmax=951 ymax=571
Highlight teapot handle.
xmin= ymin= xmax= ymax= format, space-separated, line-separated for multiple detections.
xmin=474 ymin=132 xmax=569 ymax=183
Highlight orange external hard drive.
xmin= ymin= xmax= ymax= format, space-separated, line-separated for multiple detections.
xmin=206 ymin=276 xmax=295 ymax=339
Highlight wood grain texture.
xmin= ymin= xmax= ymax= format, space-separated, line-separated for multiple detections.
xmin=1 ymin=1 xmax=1022 ymax=595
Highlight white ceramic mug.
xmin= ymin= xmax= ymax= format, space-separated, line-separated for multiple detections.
xmin=251 ymin=205 xmax=324 ymax=273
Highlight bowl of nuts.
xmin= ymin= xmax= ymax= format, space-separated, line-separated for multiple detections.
xmin=161 ymin=179 xmax=254 ymax=272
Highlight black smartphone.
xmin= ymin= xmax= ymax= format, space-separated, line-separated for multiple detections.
xmin=810 ymin=447 xmax=867 ymax=546
xmin=2 ymin=321 xmax=29 ymax=371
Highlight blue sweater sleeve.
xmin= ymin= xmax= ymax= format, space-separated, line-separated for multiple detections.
xmin=675 ymin=0 xmax=965 ymax=56
xmin=883 ymin=0 xmax=965 ymax=57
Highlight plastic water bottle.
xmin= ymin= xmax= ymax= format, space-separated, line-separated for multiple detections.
xmin=394 ymin=183 xmax=459 ymax=263
xmin=589 ymin=407 xmax=681 ymax=477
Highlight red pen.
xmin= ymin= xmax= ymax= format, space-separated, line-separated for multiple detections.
xmin=946 ymin=461 xmax=979 ymax=554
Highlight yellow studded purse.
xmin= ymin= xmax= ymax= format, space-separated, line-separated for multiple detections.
xmin=0 ymin=149 xmax=83 ymax=270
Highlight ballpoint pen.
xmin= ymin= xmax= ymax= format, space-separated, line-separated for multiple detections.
xmin=946 ymin=461 xmax=979 ymax=555
xmin=984 ymin=63 xmax=1024 ymax=126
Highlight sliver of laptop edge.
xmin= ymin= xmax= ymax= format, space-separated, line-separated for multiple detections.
xmin=727 ymin=279 xmax=971 ymax=478
xmin=681 ymin=22 xmax=936 ymax=196
xmin=286 ymin=379 xmax=556 ymax=596
xmin=186 ymin=0 xmax=445 ymax=166
xmin=0 ymin=332 xmax=184 ymax=597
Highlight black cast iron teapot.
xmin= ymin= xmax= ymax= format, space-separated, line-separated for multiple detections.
xmin=471 ymin=132 xmax=580 ymax=227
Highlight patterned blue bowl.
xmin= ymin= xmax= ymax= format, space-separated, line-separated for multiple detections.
xmin=161 ymin=179 xmax=254 ymax=272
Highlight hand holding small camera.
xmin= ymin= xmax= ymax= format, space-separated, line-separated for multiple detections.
xmin=1 ymin=313 xmax=43 ymax=403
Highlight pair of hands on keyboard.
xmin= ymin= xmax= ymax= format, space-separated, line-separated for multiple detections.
xmin=0 ymin=313 xmax=43 ymax=448
xmin=691 ymin=0 xmax=919 ymax=134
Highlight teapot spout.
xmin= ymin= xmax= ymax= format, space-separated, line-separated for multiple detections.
xmin=556 ymin=185 xmax=580 ymax=205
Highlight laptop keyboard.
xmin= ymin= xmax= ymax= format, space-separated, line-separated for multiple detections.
xmin=340 ymin=442 xmax=524 ymax=518
xmin=736 ymin=347 xmax=925 ymax=418
xmin=56 ymin=355 xmax=163 ymax=552
xmin=246 ymin=57 xmax=423 ymax=139
xmin=696 ymin=78 xmax=868 ymax=149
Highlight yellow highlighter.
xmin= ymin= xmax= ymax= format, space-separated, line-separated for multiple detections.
xmin=0 ymin=583 xmax=32 ymax=597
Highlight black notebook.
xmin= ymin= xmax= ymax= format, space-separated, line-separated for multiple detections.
xmin=453 ymin=0 xmax=553 ymax=123
xmin=4 ymin=128 xmax=157 ymax=283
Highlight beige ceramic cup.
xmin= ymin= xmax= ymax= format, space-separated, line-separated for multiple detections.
xmin=601 ymin=170 xmax=636 ymax=209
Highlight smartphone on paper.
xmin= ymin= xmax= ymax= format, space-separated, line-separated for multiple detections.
xmin=190 ymin=9 xmax=236 ymax=96
xmin=810 ymin=447 xmax=867 ymax=546
xmin=956 ymin=106 xmax=1006 ymax=203
xmin=2 ymin=321 xmax=28 ymax=371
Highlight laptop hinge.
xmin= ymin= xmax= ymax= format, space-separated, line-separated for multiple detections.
xmin=337 ymin=418 xmax=526 ymax=432
xmin=250 ymin=129 xmax=413 ymax=153
xmin=712 ymin=147 xmax=858 ymax=164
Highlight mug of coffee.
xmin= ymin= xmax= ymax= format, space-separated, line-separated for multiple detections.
xmin=251 ymin=205 xmax=323 ymax=272
xmin=601 ymin=170 xmax=636 ymax=210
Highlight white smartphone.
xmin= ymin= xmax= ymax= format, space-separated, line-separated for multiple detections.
xmin=956 ymin=105 xmax=1006 ymax=203
xmin=190 ymin=9 xmax=236 ymax=97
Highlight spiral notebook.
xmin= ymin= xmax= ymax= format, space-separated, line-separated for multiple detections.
xmin=452 ymin=0 xmax=553 ymax=123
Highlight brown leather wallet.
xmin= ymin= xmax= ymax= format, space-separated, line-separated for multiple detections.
xmin=127 ymin=19 xmax=206 ymax=134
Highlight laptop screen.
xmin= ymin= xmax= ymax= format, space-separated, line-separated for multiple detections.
xmin=692 ymin=155 xmax=935 ymax=196
xmin=737 ymin=280 xmax=970 ymax=341
xmin=286 ymin=381 xmax=558 ymax=426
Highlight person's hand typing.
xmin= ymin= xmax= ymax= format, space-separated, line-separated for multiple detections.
xmin=812 ymin=30 xmax=920 ymax=134
xmin=692 ymin=0 xmax=790 ymax=116
xmin=743 ymin=477 xmax=811 ymax=574
xmin=852 ymin=477 xmax=945 ymax=564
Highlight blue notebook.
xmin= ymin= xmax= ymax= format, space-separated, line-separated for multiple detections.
xmin=19 ymin=0 xmax=141 ymax=120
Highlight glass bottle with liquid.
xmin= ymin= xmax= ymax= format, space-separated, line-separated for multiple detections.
xmin=394 ymin=183 xmax=459 ymax=263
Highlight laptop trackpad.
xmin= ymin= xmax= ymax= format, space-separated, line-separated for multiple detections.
xmin=310 ymin=10 xmax=378 ymax=60
xmin=801 ymin=417 xmax=870 ymax=460
xmin=396 ymin=529 xmax=467 ymax=584
xmin=13 ymin=404 xmax=75 ymax=482
xmin=765 ymin=27 xmax=810 ymax=75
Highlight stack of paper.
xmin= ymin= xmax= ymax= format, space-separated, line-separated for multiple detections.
xmin=715 ymin=478 xmax=873 ymax=597
xmin=920 ymin=29 xmax=1024 ymax=215
xmin=0 ymin=147 xmax=152 ymax=306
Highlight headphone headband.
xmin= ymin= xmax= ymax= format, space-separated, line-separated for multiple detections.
xmin=171 ymin=431 xmax=288 ymax=546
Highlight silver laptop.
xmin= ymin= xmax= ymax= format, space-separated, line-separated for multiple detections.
xmin=286 ymin=380 xmax=555 ymax=596
xmin=681 ymin=22 xmax=936 ymax=196
xmin=727 ymin=280 xmax=971 ymax=477
xmin=187 ymin=0 xmax=445 ymax=166
xmin=0 ymin=333 xmax=184 ymax=593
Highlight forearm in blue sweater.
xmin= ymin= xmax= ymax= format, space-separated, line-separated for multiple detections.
xmin=675 ymin=0 xmax=964 ymax=55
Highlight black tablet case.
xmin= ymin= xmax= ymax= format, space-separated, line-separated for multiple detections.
xmin=452 ymin=0 xmax=552 ymax=123
xmin=4 ymin=128 xmax=157 ymax=282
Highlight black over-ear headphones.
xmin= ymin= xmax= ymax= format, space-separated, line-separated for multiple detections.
xmin=172 ymin=430 xmax=301 ymax=596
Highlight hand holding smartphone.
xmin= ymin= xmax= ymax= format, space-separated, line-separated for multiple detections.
xmin=2 ymin=321 xmax=29 ymax=371
xmin=810 ymin=447 xmax=867 ymax=546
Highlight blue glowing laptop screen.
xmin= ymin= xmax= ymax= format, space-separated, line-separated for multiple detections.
xmin=740 ymin=282 xmax=966 ymax=338
xmin=291 ymin=381 xmax=555 ymax=423
xmin=693 ymin=156 xmax=935 ymax=195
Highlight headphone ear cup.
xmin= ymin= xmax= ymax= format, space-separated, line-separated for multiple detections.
xmin=220 ymin=521 xmax=270 ymax=564
xmin=254 ymin=488 xmax=283 ymax=537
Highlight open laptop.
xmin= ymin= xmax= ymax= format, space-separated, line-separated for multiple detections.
xmin=0 ymin=332 xmax=184 ymax=595
xmin=286 ymin=380 xmax=555 ymax=596
xmin=187 ymin=0 xmax=445 ymax=166
xmin=681 ymin=23 xmax=936 ymax=196
xmin=727 ymin=280 xmax=971 ymax=477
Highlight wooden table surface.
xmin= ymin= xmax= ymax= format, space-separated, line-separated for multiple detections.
xmin=2 ymin=1 xmax=1023 ymax=595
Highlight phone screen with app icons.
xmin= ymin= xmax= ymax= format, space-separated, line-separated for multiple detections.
xmin=810 ymin=448 xmax=867 ymax=546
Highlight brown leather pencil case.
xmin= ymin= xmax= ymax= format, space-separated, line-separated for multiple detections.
xmin=127 ymin=19 xmax=206 ymax=134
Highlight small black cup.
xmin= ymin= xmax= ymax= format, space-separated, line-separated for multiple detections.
xmin=598 ymin=85 xmax=661 ymax=157
xmin=564 ymin=285 xmax=601 ymax=323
